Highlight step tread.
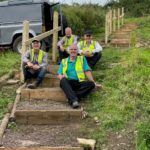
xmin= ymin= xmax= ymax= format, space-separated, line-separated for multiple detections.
xmin=2 ymin=124 xmax=83 ymax=148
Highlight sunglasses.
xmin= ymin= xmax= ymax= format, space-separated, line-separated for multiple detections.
xmin=70 ymin=48 xmax=77 ymax=50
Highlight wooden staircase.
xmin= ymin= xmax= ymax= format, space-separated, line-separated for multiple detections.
xmin=1 ymin=65 xmax=84 ymax=150
xmin=110 ymin=23 xmax=137 ymax=47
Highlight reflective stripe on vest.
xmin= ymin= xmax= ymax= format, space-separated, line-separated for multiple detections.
xmin=31 ymin=49 xmax=43 ymax=64
xmin=64 ymin=35 xmax=75 ymax=49
xmin=62 ymin=56 xmax=86 ymax=82
xmin=82 ymin=40 xmax=96 ymax=52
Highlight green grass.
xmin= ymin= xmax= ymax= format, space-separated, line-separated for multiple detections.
xmin=80 ymin=47 xmax=150 ymax=149
xmin=0 ymin=51 xmax=20 ymax=77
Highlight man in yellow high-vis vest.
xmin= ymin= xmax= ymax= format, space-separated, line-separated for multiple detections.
xmin=22 ymin=39 xmax=47 ymax=89
xmin=57 ymin=44 xmax=102 ymax=108
xmin=57 ymin=27 xmax=77 ymax=61
xmin=77 ymin=30 xmax=102 ymax=68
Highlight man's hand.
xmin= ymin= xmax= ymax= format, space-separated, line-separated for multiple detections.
xmin=32 ymin=64 xmax=40 ymax=70
xmin=60 ymin=46 xmax=65 ymax=52
xmin=27 ymin=62 xmax=34 ymax=68
xmin=85 ymin=51 xmax=93 ymax=57
xmin=95 ymin=82 xmax=103 ymax=89
xmin=58 ymin=74 xmax=66 ymax=80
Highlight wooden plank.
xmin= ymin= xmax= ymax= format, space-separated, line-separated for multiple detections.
xmin=25 ymin=27 xmax=61 ymax=45
xmin=113 ymin=9 xmax=116 ymax=32
xmin=21 ymin=88 xmax=66 ymax=102
xmin=0 ymin=113 xmax=10 ymax=146
xmin=105 ymin=13 xmax=108 ymax=44
xmin=21 ymin=20 xmax=29 ymax=83
xmin=52 ymin=11 xmax=59 ymax=63
xmin=0 ymin=147 xmax=83 ymax=150
xmin=15 ymin=110 xmax=82 ymax=125
xmin=117 ymin=8 xmax=120 ymax=30
xmin=9 ymin=94 xmax=21 ymax=121
xmin=47 ymin=65 xmax=59 ymax=74
xmin=122 ymin=7 xmax=124 ymax=26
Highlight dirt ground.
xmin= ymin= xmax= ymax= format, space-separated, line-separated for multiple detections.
xmin=17 ymin=99 xmax=79 ymax=110
xmin=2 ymin=124 xmax=81 ymax=147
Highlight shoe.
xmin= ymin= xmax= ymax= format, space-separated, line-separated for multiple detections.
xmin=27 ymin=81 xmax=38 ymax=89
xmin=72 ymin=101 xmax=79 ymax=108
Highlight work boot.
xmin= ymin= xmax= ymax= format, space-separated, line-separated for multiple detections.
xmin=27 ymin=80 xmax=39 ymax=89
xmin=72 ymin=101 xmax=79 ymax=109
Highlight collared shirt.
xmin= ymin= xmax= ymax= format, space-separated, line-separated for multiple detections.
xmin=58 ymin=56 xmax=90 ymax=80
xmin=77 ymin=40 xmax=102 ymax=54
xmin=57 ymin=35 xmax=78 ymax=46
xmin=22 ymin=50 xmax=48 ymax=68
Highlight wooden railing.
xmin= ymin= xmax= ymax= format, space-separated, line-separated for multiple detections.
xmin=20 ymin=11 xmax=61 ymax=82
xmin=105 ymin=7 xmax=125 ymax=44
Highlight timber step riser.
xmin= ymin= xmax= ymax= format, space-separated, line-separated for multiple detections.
xmin=15 ymin=110 xmax=83 ymax=125
xmin=21 ymin=88 xmax=66 ymax=102
xmin=0 ymin=147 xmax=83 ymax=150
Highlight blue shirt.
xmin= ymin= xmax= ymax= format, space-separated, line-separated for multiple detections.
xmin=57 ymin=56 xmax=90 ymax=80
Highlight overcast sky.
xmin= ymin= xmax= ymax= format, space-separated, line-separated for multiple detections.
xmin=54 ymin=0 xmax=109 ymax=6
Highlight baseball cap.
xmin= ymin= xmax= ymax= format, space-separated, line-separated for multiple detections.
xmin=84 ymin=30 xmax=92 ymax=36
xmin=32 ymin=38 xmax=40 ymax=43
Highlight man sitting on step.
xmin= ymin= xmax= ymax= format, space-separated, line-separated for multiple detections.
xmin=22 ymin=39 xmax=47 ymax=89
xmin=57 ymin=43 xmax=101 ymax=108
xmin=77 ymin=30 xmax=102 ymax=69
xmin=57 ymin=27 xmax=78 ymax=61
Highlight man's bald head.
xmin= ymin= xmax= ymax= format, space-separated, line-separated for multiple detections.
xmin=65 ymin=27 xmax=72 ymax=37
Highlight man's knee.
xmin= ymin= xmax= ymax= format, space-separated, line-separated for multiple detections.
xmin=87 ymin=81 xmax=95 ymax=89
xmin=60 ymin=77 xmax=68 ymax=86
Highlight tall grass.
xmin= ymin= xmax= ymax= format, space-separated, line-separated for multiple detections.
xmin=0 ymin=51 xmax=20 ymax=77
xmin=62 ymin=4 xmax=105 ymax=36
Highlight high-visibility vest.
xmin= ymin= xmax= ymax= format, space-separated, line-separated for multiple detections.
xmin=62 ymin=56 xmax=86 ymax=82
xmin=81 ymin=40 xmax=96 ymax=52
xmin=30 ymin=49 xmax=44 ymax=64
xmin=63 ymin=35 xmax=75 ymax=49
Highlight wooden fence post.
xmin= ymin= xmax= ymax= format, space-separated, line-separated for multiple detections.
xmin=122 ymin=7 xmax=124 ymax=26
xmin=113 ymin=9 xmax=116 ymax=32
xmin=109 ymin=9 xmax=112 ymax=34
xmin=52 ymin=11 xmax=59 ymax=63
xmin=20 ymin=20 xmax=29 ymax=83
xmin=105 ymin=13 xmax=108 ymax=44
xmin=117 ymin=8 xmax=120 ymax=30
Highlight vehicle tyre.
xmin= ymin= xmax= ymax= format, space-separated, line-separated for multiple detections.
xmin=12 ymin=36 xmax=23 ymax=53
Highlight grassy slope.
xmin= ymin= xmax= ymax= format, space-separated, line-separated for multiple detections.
xmin=0 ymin=51 xmax=20 ymax=77
xmin=81 ymin=17 xmax=150 ymax=149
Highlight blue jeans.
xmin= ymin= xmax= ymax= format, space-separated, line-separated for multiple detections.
xmin=23 ymin=67 xmax=46 ymax=84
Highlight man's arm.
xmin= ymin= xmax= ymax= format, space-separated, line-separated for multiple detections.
xmin=92 ymin=41 xmax=102 ymax=53
xmin=85 ymin=71 xmax=95 ymax=83
xmin=57 ymin=63 xmax=65 ymax=80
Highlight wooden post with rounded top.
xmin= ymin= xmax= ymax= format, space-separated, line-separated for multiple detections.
xmin=118 ymin=8 xmax=120 ymax=30
xmin=20 ymin=20 xmax=29 ymax=83
xmin=52 ymin=11 xmax=59 ymax=63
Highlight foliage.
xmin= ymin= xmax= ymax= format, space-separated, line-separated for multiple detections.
xmin=80 ymin=46 xmax=150 ymax=149
xmin=104 ymin=0 xmax=150 ymax=17
xmin=0 ymin=51 xmax=20 ymax=77
xmin=62 ymin=4 xmax=105 ymax=36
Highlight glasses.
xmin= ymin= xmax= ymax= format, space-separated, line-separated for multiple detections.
xmin=70 ymin=48 xmax=77 ymax=50
xmin=86 ymin=35 xmax=92 ymax=37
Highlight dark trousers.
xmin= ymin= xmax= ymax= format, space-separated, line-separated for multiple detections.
xmin=86 ymin=52 xmax=102 ymax=68
xmin=23 ymin=67 xmax=46 ymax=84
xmin=60 ymin=78 xmax=95 ymax=104
xmin=58 ymin=47 xmax=69 ymax=61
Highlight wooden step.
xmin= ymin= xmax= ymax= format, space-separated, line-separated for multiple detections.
xmin=15 ymin=100 xmax=83 ymax=125
xmin=111 ymin=39 xmax=130 ymax=47
xmin=41 ymin=74 xmax=59 ymax=87
xmin=2 ymin=124 xmax=83 ymax=148
xmin=21 ymin=87 xmax=66 ymax=102
xmin=47 ymin=65 xmax=59 ymax=75
xmin=15 ymin=109 xmax=82 ymax=125
xmin=0 ymin=148 xmax=83 ymax=150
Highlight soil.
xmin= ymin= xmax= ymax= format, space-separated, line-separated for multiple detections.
xmin=2 ymin=124 xmax=81 ymax=147
xmin=16 ymin=100 xmax=79 ymax=110
xmin=102 ymin=123 xmax=135 ymax=150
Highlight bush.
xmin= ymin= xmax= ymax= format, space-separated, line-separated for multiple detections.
xmin=62 ymin=4 xmax=105 ymax=36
